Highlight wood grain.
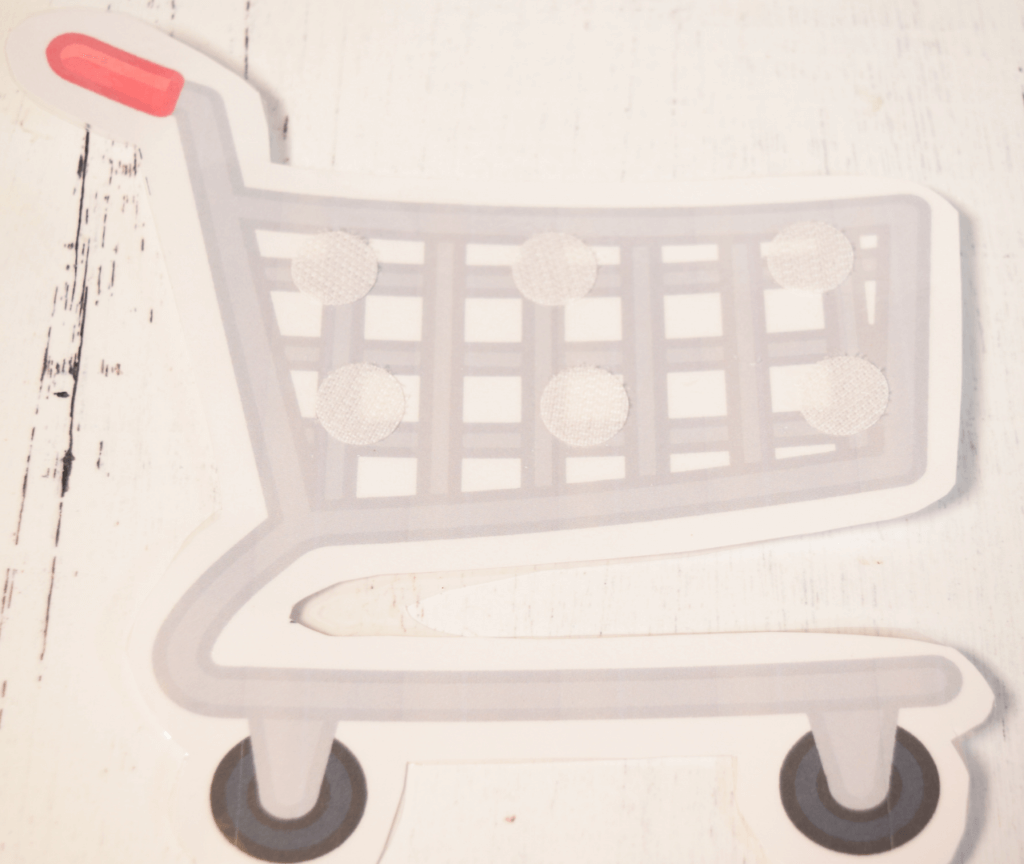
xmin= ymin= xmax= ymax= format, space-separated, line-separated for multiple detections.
xmin=1 ymin=0 xmax=1022 ymax=861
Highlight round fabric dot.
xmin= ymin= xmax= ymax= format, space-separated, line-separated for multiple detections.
xmin=800 ymin=356 xmax=889 ymax=436
xmin=512 ymin=233 xmax=598 ymax=306
xmin=315 ymin=363 xmax=406 ymax=445
xmin=766 ymin=222 xmax=854 ymax=293
xmin=540 ymin=366 xmax=629 ymax=447
xmin=291 ymin=231 xmax=378 ymax=305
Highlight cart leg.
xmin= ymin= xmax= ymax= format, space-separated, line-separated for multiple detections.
xmin=249 ymin=716 xmax=337 ymax=819
xmin=808 ymin=707 xmax=898 ymax=811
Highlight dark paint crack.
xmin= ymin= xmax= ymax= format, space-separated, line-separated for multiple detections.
xmin=60 ymin=130 xmax=92 ymax=497
xmin=39 ymin=558 xmax=57 ymax=662
xmin=0 ymin=569 xmax=11 ymax=641
xmin=244 ymin=0 xmax=251 ymax=79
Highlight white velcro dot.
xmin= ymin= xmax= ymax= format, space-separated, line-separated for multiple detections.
xmin=766 ymin=222 xmax=854 ymax=293
xmin=315 ymin=363 xmax=406 ymax=445
xmin=512 ymin=233 xmax=598 ymax=306
xmin=291 ymin=231 xmax=378 ymax=305
xmin=800 ymin=356 xmax=889 ymax=436
xmin=540 ymin=366 xmax=629 ymax=447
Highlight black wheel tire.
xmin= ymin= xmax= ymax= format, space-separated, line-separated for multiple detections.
xmin=210 ymin=738 xmax=367 ymax=863
xmin=779 ymin=727 xmax=939 ymax=855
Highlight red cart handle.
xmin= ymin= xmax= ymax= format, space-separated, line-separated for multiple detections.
xmin=46 ymin=32 xmax=183 ymax=117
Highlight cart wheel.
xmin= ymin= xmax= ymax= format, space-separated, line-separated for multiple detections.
xmin=211 ymin=738 xmax=367 ymax=862
xmin=779 ymin=727 xmax=939 ymax=855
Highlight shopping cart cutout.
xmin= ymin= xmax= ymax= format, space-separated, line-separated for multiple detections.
xmin=8 ymin=11 xmax=991 ymax=864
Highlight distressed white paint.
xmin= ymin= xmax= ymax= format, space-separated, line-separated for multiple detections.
xmin=0 ymin=1 xmax=1022 ymax=863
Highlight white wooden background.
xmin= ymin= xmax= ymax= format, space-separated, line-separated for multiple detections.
xmin=1 ymin=0 xmax=1022 ymax=861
